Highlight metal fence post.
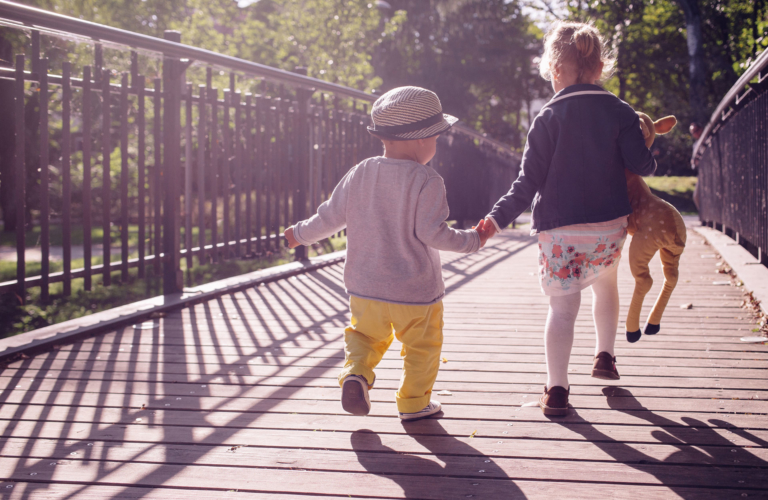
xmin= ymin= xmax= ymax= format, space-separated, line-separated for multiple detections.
xmin=14 ymin=54 xmax=25 ymax=303
xmin=162 ymin=30 xmax=183 ymax=294
xmin=293 ymin=67 xmax=310 ymax=261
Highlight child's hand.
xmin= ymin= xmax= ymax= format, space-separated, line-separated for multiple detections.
xmin=472 ymin=219 xmax=494 ymax=248
xmin=284 ymin=226 xmax=301 ymax=249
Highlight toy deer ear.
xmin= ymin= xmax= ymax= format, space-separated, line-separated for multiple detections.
xmin=654 ymin=116 xmax=677 ymax=135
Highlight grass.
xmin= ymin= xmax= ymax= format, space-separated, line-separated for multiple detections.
xmin=643 ymin=176 xmax=697 ymax=196
xmin=0 ymin=234 xmax=347 ymax=339
xmin=643 ymin=175 xmax=697 ymax=214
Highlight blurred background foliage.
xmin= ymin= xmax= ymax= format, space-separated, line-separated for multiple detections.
xmin=0 ymin=0 xmax=767 ymax=177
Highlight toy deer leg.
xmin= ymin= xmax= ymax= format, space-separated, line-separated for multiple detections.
xmin=626 ymin=234 xmax=656 ymax=343
xmin=645 ymin=246 xmax=683 ymax=334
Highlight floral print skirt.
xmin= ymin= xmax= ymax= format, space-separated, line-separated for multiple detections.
xmin=538 ymin=216 xmax=628 ymax=296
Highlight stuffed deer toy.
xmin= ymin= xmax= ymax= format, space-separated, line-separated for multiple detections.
xmin=625 ymin=112 xmax=687 ymax=343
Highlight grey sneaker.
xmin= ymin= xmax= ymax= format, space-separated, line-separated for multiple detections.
xmin=341 ymin=375 xmax=371 ymax=416
xmin=399 ymin=400 xmax=442 ymax=421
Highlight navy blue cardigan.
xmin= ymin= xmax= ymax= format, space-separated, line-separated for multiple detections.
xmin=487 ymin=84 xmax=656 ymax=233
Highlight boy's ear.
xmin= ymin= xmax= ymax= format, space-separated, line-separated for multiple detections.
xmin=654 ymin=116 xmax=677 ymax=135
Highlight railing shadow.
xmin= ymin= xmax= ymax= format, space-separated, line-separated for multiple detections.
xmin=554 ymin=388 xmax=768 ymax=497
xmin=0 ymin=265 xmax=352 ymax=498
xmin=0 ymin=233 xmax=534 ymax=498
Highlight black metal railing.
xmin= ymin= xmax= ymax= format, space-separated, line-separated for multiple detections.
xmin=693 ymin=46 xmax=768 ymax=264
xmin=0 ymin=1 xmax=520 ymax=305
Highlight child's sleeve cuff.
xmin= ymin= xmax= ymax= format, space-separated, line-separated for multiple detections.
xmin=487 ymin=215 xmax=502 ymax=233
xmin=292 ymin=224 xmax=311 ymax=246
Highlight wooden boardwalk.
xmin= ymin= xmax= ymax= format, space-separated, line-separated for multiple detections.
xmin=1 ymin=227 xmax=767 ymax=499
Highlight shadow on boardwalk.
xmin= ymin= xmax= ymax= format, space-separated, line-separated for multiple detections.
xmin=352 ymin=419 xmax=528 ymax=499
xmin=559 ymin=388 xmax=768 ymax=498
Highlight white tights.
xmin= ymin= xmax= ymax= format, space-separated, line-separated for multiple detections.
xmin=544 ymin=268 xmax=620 ymax=390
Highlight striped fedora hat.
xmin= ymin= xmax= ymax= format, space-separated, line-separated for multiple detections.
xmin=368 ymin=86 xmax=458 ymax=140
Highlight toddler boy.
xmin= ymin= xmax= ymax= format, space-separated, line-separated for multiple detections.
xmin=284 ymin=86 xmax=490 ymax=420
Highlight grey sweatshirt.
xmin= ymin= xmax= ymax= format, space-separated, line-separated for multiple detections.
xmin=293 ymin=156 xmax=481 ymax=305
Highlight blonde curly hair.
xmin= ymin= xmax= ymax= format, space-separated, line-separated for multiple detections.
xmin=539 ymin=21 xmax=616 ymax=84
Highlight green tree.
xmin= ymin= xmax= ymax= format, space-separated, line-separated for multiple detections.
xmin=569 ymin=0 xmax=768 ymax=174
xmin=376 ymin=0 xmax=548 ymax=148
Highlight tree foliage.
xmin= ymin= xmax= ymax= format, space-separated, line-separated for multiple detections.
xmin=569 ymin=0 xmax=768 ymax=174
xmin=376 ymin=0 xmax=549 ymax=147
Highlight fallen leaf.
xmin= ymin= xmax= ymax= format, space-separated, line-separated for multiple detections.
xmin=441 ymin=357 xmax=448 ymax=363
xmin=469 ymin=430 xmax=477 ymax=438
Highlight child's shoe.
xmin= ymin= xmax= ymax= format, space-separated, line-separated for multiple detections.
xmin=341 ymin=375 xmax=371 ymax=416
xmin=539 ymin=385 xmax=569 ymax=416
xmin=591 ymin=352 xmax=620 ymax=380
xmin=399 ymin=400 xmax=442 ymax=421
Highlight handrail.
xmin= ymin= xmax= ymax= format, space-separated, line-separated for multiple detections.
xmin=692 ymin=45 xmax=768 ymax=167
xmin=0 ymin=0 xmax=373 ymax=101
xmin=0 ymin=0 xmax=517 ymax=155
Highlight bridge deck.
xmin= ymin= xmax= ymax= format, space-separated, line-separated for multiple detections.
xmin=1 ymin=228 xmax=767 ymax=499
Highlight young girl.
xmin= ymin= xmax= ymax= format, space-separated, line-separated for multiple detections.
xmin=482 ymin=22 xmax=656 ymax=415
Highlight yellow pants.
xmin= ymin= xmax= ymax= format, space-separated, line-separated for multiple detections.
xmin=338 ymin=296 xmax=444 ymax=413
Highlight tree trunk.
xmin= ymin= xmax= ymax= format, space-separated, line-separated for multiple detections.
xmin=674 ymin=0 xmax=708 ymax=125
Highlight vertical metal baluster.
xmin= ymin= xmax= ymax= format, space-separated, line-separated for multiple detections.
xmin=283 ymin=88 xmax=292 ymax=232
xmin=137 ymin=75 xmax=146 ymax=278
xmin=82 ymin=66 xmax=93 ymax=290
xmin=101 ymin=69 xmax=111 ymax=286
xmin=254 ymin=94 xmax=263 ymax=254
xmin=14 ymin=55 xmax=26 ymax=302
xmin=120 ymin=73 xmax=129 ymax=282
xmin=275 ymin=92 xmax=283 ymax=247
xmin=153 ymin=78 xmax=162 ymax=275
xmin=62 ymin=62 xmax=72 ymax=296
xmin=185 ymin=83 xmax=193 ymax=271
xmin=222 ymin=88 xmax=231 ymax=259
xmin=245 ymin=92 xmax=253 ymax=256
xmin=264 ymin=95 xmax=272 ymax=251
xmin=233 ymin=91 xmax=242 ymax=258
xmin=39 ymin=59 xmax=50 ymax=301
xmin=197 ymin=84 xmax=207 ymax=265
xmin=322 ymin=95 xmax=329 ymax=203
xmin=333 ymin=97 xmax=341 ymax=238
xmin=210 ymin=86 xmax=219 ymax=262
xmin=294 ymin=86 xmax=309 ymax=261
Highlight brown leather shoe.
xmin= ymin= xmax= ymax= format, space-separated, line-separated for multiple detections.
xmin=539 ymin=385 xmax=569 ymax=416
xmin=592 ymin=352 xmax=620 ymax=380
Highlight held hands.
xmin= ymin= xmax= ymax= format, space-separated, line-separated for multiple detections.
xmin=472 ymin=218 xmax=497 ymax=248
xmin=284 ymin=226 xmax=301 ymax=249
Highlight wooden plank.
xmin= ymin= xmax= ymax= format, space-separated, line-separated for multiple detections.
xmin=3 ymin=400 xmax=766 ymax=447
xmin=1 ymin=382 xmax=766 ymax=415
xmin=1 ymin=456 xmax=760 ymax=500
xmin=0 ymin=428 xmax=768 ymax=470
xmin=50 ymin=338 xmax=768 ymax=360
xmin=22 ymin=345 xmax=767 ymax=369
xmin=3 ymin=373 xmax=766 ymax=401
xmin=0 ymin=483 xmax=364 ymax=500
xmin=1 ymin=438 xmax=765 ymax=490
